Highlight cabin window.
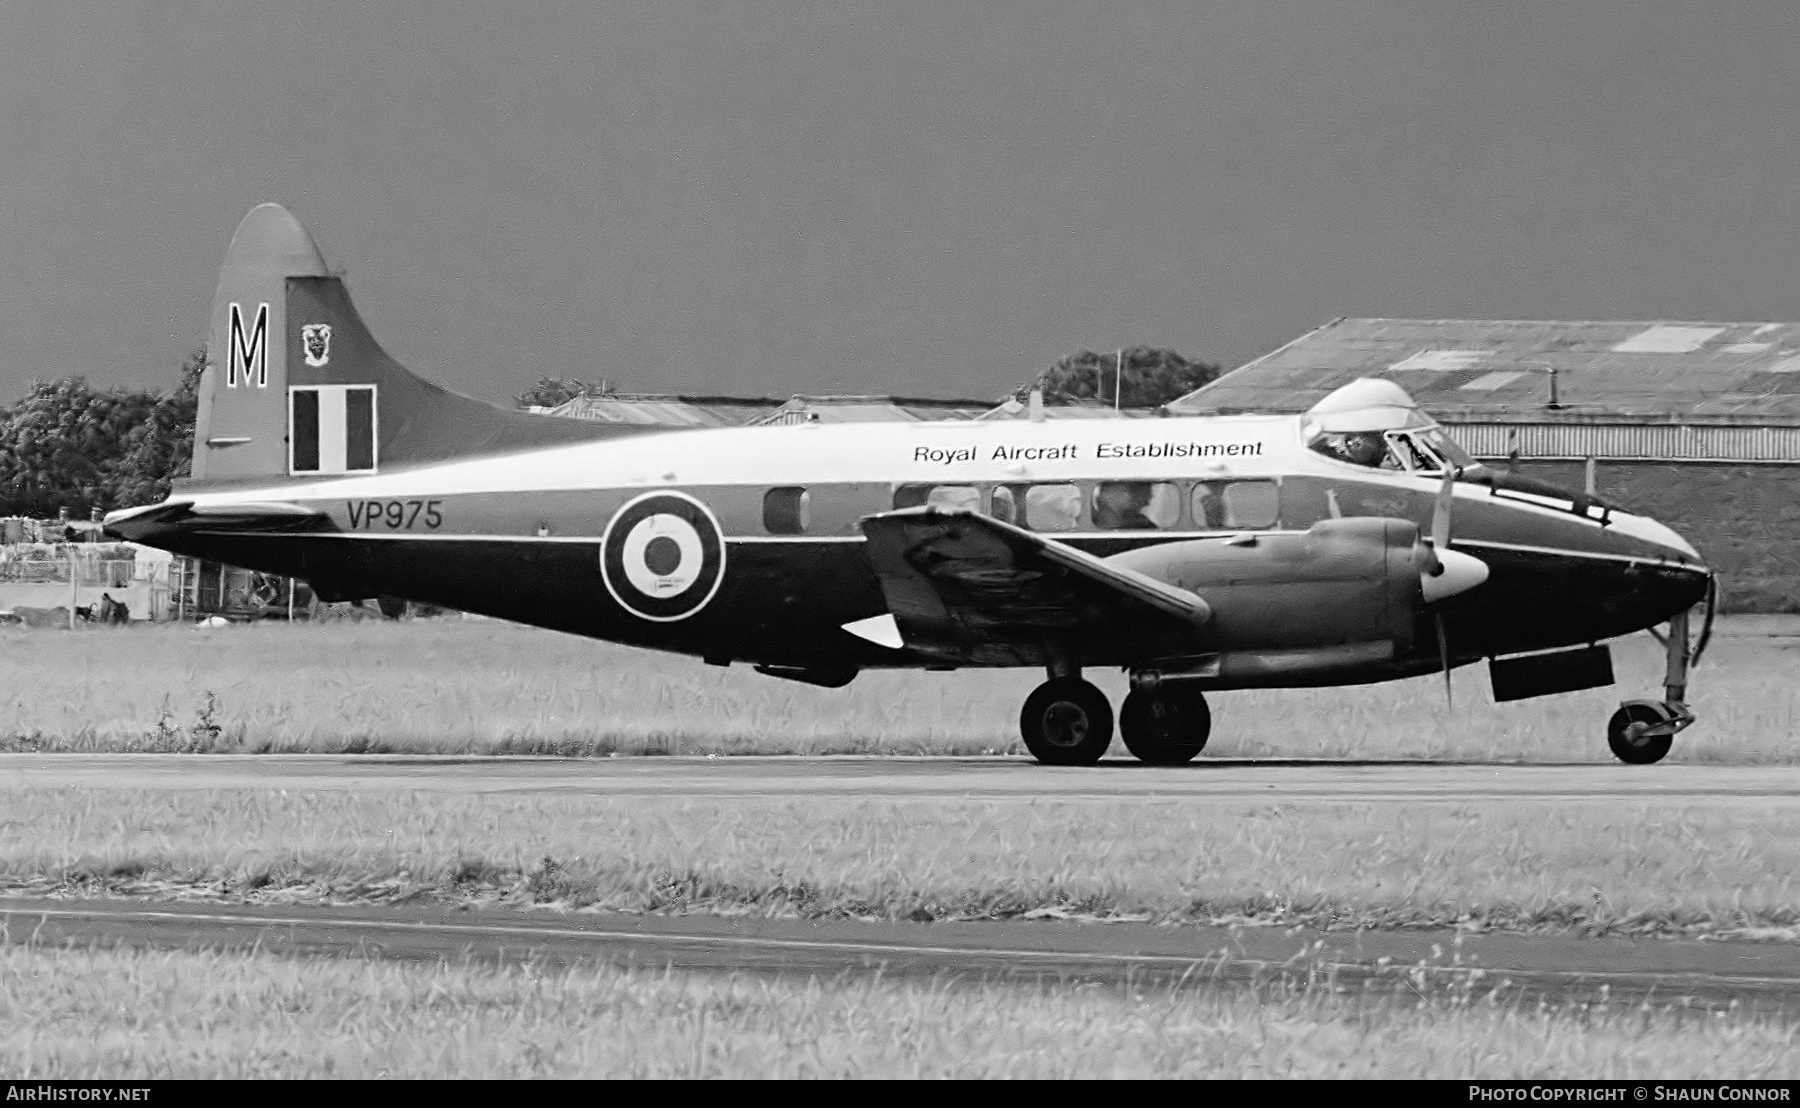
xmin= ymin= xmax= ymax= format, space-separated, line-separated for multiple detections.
xmin=1024 ymin=484 xmax=1082 ymax=531
xmin=926 ymin=485 xmax=980 ymax=512
xmin=1191 ymin=482 xmax=1225 ymax=528
xmin=893 ymin=484 xmax=930 ymax=510
xmin=989 ymin=485 xmax=1019 ymax=525
xmin=1307 ymin=428 xmax=1402 ymax=470
xmin=763 ymin=487 xmax=810 ymax=534
xmin=1092 ymin=481 xmax=1179 ymax=530
xmin=892 ymin=484 xmax=979 ymax=512
xmin=1220 ymin=479 xmax=1280 ymax=529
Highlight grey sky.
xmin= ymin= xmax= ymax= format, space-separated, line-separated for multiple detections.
xmin=5 ymin=1 xmax=1799 ymax=404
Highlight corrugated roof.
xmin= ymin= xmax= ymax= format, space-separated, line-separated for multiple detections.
xmin=754 ymin=396 xmax=993 ymax=425
xmin=536 ymin=394 xmax=763 ymax=427
xmin=976 ymin=398 xmax=1164 ymax=421
xmin=534 ymin=393 xmax=997 ymax=428
xmin=1169 ymin=318 xmax=1800 ymax=425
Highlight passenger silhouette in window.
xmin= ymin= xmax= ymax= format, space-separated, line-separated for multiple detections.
xmin=1093 ymin=482 xmax=1157 ymax=529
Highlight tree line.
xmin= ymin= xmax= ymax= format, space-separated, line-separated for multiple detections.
xmin=2 ymin=346 xmax=1217 ymax=519
xmin=0 ymin=350 xmax=203 ymax=519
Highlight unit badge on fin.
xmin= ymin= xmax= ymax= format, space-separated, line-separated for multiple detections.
xmin=301 ymin=323 xmax=332 ymax=367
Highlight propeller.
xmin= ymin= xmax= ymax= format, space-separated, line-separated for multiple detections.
xmin=1417 ymin=466 xmax=1488 ymax=707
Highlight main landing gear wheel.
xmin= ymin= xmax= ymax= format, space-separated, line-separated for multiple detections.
xmin=1119 ymin=687 xmax=1212 ymax=765
xmin=1020 ymin=677 xmax=1113 ymax=766
xmin=1607 ymin=702 xmax=1677 ymax=765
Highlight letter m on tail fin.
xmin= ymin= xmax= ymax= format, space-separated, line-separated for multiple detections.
xmin=227 ymin=302 xmax=268 ymax=387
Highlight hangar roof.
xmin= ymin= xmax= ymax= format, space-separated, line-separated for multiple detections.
xmin=1169 ymin=318 xmax=1800 ymax=425
xmin=535 ymin=393 xmax=995 ymax=427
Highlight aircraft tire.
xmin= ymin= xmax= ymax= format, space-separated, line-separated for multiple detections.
xmin=1020 ymin=677 xmax=1113 ymax=766
xmin=376 ymin=595 xmax=409 ymax=620
xmin=1119 ymin=687 xmax=1211 ymax=765
xmin=1607 ymin=702 xmax=1674 ymax=765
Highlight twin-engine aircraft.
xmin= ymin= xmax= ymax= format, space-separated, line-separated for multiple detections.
xmin=108 ymin=205 xmax=1715 ymax=765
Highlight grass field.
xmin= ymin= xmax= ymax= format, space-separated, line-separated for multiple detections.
xmin=3 ymin=788 xmax=1796 ymax=936
xmin=3 ymin=943 xmax=1795 ymax=1078
xmin=1 ymin=617 xmax=1793 ymax=762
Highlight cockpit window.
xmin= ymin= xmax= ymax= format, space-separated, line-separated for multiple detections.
xmin=1306 ymin=424 xmax=1476 ymax=473
xmin=1417 ymin=428 xmax=1474 ymax=467
xmin=1388 ymin=432 xmax=1441 ymax=472
xmin=1308 ymin=429 xmax=1400 ymax=469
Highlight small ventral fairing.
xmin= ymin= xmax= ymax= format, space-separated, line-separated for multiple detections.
xmin=109 ymin=205 xmax=1715 ymax=765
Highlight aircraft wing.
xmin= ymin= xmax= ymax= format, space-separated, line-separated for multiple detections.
xmin=857 ymin=507 xmax=1211 ymax=665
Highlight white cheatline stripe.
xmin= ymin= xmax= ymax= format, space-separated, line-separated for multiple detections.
xmin=243 ymin=529 xmax=1277 ymax=545
xmin=1459 ymin=538 xmax=1706 ymax=570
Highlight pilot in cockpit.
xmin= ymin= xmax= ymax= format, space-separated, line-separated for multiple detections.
xmin=1316 ymin=430 xmax=1395 ymax=469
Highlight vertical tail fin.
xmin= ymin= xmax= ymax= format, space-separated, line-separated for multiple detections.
xmin=190 ymin=203 xmax=644 ymax=488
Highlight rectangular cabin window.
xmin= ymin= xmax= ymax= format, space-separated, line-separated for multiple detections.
xmin=927 ymin=485 xmax=979 ymax=512
xmin=763 ymin=487 xmax=810 ymax=534
xmin=289 ymin=384 xmax=377 ymax=475
xmin=1093 ymin=481 xmax=1179 ymax=530
xmin=989 ymin=485 xmax=1020 ymax=525
xmin=892 ymin=484 xmax=979 ymax=513
xmin=1024 ymin=483 xmax=1082 ymax=531
xmin=1220 ymin=479 xmax=1279 ymax=529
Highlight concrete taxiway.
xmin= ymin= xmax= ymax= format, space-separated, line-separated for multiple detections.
xmin=2 ymin=896 xmax=1797 ymax=1011
xmin=2 ymin=753 xmax=1798 ymax=805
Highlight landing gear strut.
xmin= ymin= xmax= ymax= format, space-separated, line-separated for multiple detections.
xmin=1120 ymin=684 xmax=1212 ymax=765
xmin=1609 ymin=584 xmax=1713 ymax=764
xmin=1020 ymin=676 xmax=1113 ymax=765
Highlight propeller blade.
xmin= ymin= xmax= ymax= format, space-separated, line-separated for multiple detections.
xmin=1436 ymin=610 xmax=1453 ymax=710
xmin=1430 ymin=465 xmax=1456 ymax=551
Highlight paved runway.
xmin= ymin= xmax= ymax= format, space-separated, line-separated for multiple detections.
xmin=2 ymin=895 xmax=1797 ymax=1010
xmin=3 ymin=753 xmax=1798 ymax=804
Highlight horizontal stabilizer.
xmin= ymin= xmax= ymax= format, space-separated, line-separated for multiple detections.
xmin=104 ymin=500 xmax=330 ymax=543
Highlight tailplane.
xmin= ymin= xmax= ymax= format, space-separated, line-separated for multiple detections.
xmin=190 ymin=203 xmax=646 ymax=487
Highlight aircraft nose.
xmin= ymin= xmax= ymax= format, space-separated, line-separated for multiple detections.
xmin=1605 ymin=511 xmax=1703 ymax=565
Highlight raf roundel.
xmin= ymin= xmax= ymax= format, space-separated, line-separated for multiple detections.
xmin=599 ymin=491 xmax=727 ymax=621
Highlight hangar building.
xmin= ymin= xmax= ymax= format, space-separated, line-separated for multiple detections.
xmin=1169 ymin=318 xmax=1800 ymax=611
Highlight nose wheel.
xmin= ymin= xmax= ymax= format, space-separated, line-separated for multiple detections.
xmin=1610 ymin=579 xmax=1712 ymax=765
xmin=1606 ymin=701 xmax=1686 ymax=764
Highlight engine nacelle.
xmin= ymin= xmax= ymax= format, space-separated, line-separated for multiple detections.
xmin=1104 ymin=517 xmax=1431 ymax=655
